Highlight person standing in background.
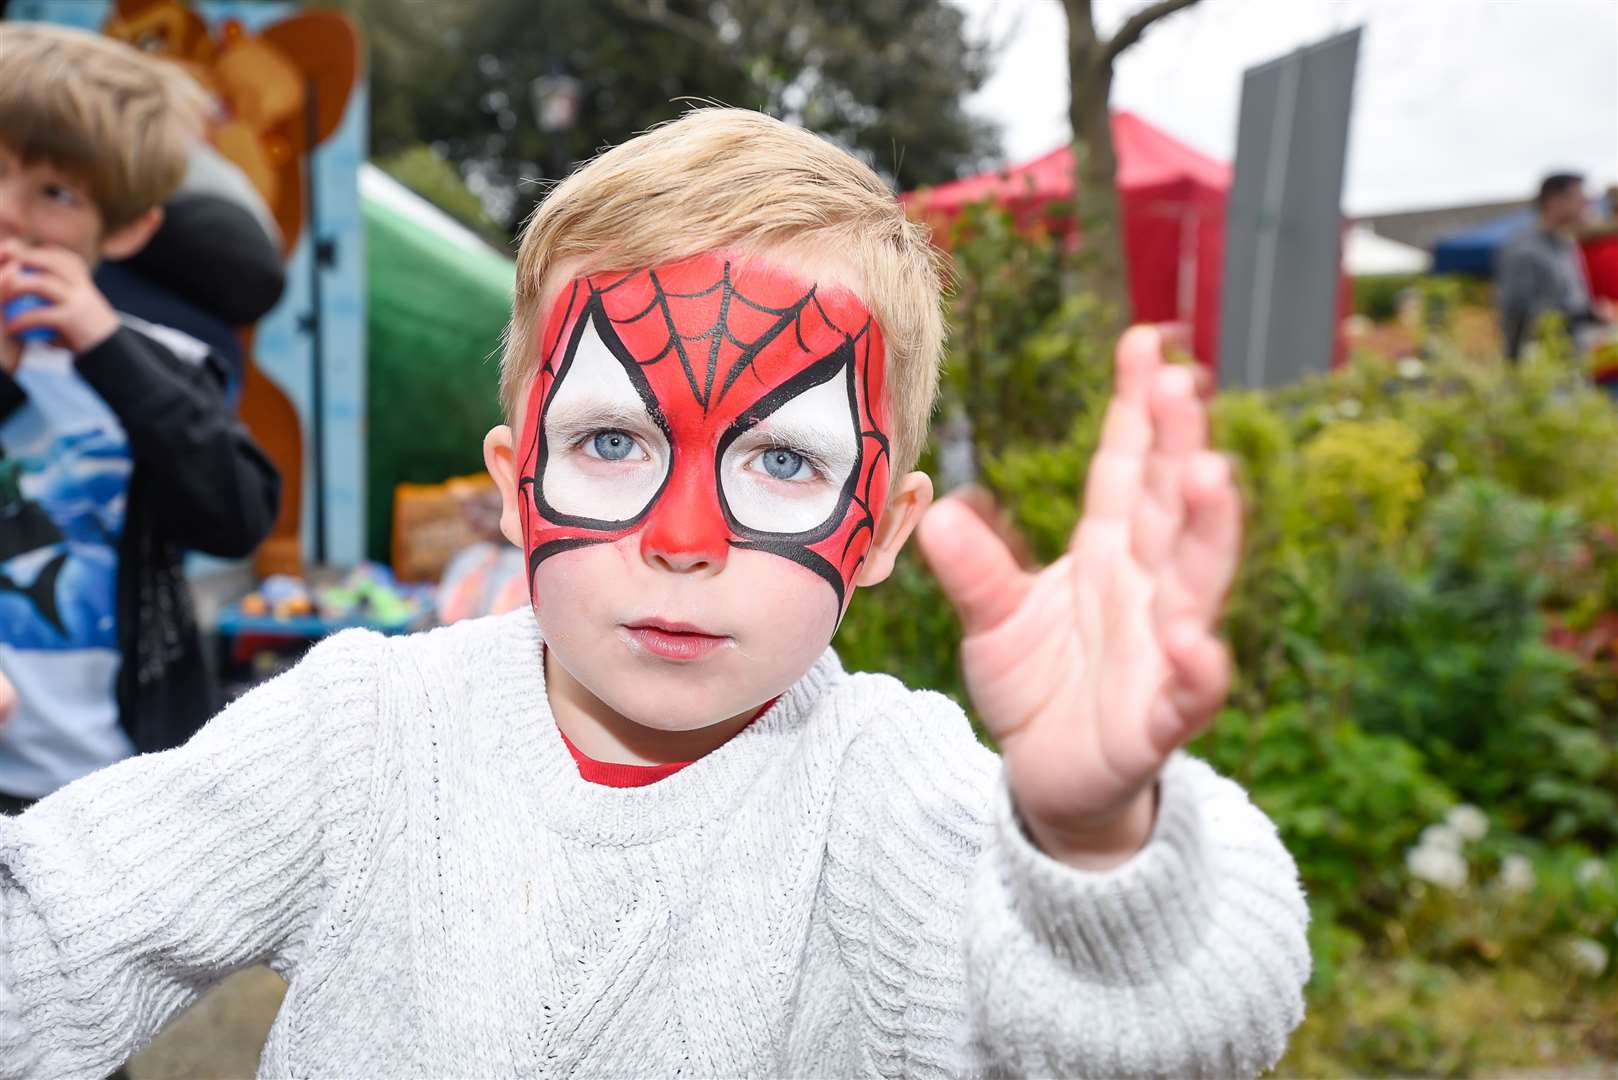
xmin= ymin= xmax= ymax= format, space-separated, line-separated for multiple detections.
xmin=1496 ymin=172 xmax=1615 ymax=360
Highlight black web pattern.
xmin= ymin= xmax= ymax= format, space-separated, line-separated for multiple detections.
xmin=543 ymin=261 xmax=865 ymax=414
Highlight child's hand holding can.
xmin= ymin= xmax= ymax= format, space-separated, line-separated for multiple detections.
xmin=0 ymin=240 xmax=118 ymax=354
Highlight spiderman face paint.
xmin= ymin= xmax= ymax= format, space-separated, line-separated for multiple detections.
xmin=516 ymin=253 xmax=891 ymax=608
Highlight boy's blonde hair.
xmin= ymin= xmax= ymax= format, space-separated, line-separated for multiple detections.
xmin=502 ymin=108 xmax=946 ymax=477
xmin=0 ymin=22 xmax=208 ymax=232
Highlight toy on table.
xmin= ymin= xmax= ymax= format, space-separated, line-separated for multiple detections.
xmin=233 ymin=564 xmax=427 ymax=629
xmin=316 ymin=562 xmax=421 ymax=627
xmin=238 ymin=573 xmax=314 ymax=620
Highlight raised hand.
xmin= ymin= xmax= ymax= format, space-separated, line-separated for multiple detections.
xmin=917 ymin=327 xmax=1241 ymax=870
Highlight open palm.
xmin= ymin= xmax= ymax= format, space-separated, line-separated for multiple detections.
xmin=918 ymin=327 xmax=1241 ymax=861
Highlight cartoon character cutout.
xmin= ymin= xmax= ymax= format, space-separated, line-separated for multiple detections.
xmin=104 ymin=0 xmax=359 ymax=256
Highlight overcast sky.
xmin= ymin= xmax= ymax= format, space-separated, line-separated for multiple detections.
xmin=952 ymin=0 xmax=1618 ymax=216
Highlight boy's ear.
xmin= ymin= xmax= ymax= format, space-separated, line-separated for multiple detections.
xmin=99 ymin=206 xmax=164 ymax=261
xmin=483 ymin=424 xmax=526 ymax=550
xmin=853 ymin=471 xmax=934 ymax=588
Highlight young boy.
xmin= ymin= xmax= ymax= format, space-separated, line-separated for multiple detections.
xmin=0 ymin=108 xmax=1309 ymax=1078
xmin=0 ymin=23 xmax=280 ymax=817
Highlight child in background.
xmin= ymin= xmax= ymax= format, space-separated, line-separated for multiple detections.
xmin=1 ymin=108 xmax=1308 ymax=1078
xmin=436 ymin=482 xmax=530 ymax=624
xmin=0 ymin=23 xmax=279 ymax=817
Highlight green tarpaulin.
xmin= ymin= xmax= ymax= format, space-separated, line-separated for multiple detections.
xmin=360 ymin=165 xmax=514 ymax=563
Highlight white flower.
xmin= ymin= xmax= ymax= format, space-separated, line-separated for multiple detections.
xmin=1407 ymin=844 xmax=1468 ymax=890
xmin=1576 ymin=859 xmax=1609 ymax=887
xmin=1336 ymin=398 xmax=1364 ymax=419
xmin=1419 ymin=823 xmax=1465 ymax=852
xmin=1497 ymin=854 xmax=1535 ymax=895
xmin=1445 ymin=804 xmax=1488 ymax=842
xmin=1396 ymin=357 xmax=1426 ymax=380
xmin=1567 ymin=937 xmax=1609 ymax=977
xmin=1435 ymin=451 xmax=1459 ymax=474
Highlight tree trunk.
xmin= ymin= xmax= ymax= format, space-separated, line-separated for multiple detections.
xmin=1070 ymin=70 xmax=1130 ymax=330
xmin=1060 ymin=0 xmax=1202 ymax=332
xmin=1065 ymin=0 xmax=1131 ymax=331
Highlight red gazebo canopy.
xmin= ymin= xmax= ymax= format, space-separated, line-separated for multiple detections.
xmin=904 ymin=111 xmax=1234 ymax=368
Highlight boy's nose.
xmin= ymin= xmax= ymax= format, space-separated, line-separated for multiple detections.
xmin=639 ymin=467 xmax=730 ymax=575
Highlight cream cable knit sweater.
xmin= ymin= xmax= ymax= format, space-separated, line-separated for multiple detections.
xmin=0 ymin=609 xmax=1309 ymax=1079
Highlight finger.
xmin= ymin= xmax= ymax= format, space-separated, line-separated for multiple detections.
xmin=0 ymin=270 xmax=69 ymax=304
xmin=9 ymin=244 xmax=83 ymax=281
xmin=0 ymin=263 xmax=66 ymax=301
xmin=1133 ymin=366 xmax=1205 ymax=568
xmin=1080 ymin=327 xmax=1167 ymax=527
xmin=1081 ymin=390 xmax=1153 ymax=526
xmin=1147 ymin=621 xmax=1230 ymax=750
xmin=1174 ymin=453 xmax=1242 ymax=626
xmin=948 ymin=484 xmax=1038 ymax=571
xmin=917 ymin=496 xmax=1033 ymax=637
xmin=3 ymin=303 xmax=69 ymax=336
xmin=1149 ymin=365 xmax=1207 ymax=458
xmin=1113 ymin=324 xmax=1165 ymax=405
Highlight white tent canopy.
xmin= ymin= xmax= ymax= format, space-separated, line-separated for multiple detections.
xmin=358 ymin=163 xmax=502 ymax=259
xmin=1345 ymin=223 xmax=1431 ymax=276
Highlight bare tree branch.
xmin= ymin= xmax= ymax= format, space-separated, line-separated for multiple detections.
xmin=605 ymin=0 xmax=731 ymax=61
xmin=1102 ymin=0 xmax=1201 ymax=65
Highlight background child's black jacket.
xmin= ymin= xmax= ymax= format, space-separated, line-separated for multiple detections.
xmin=0 ymin=327 xmax=279 ymax=754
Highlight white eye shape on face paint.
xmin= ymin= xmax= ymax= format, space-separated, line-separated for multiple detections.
xmin=720 ymin=366 xmax=860 ymax=536
xmin=541 ymin=318 xmax=671 ymax=524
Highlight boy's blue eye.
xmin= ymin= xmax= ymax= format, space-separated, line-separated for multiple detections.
xmin=591 ymin=431 xmax=636 ymax=461
xmin=760 ymin=448 xmax=808 ymax=480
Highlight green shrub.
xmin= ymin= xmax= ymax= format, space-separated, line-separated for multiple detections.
xmin=1351 ymin=273 xmax=1419 ymax=322
xmin=834 ymin=548 xmax=968 ymax=722
xmin=1301 ymin=417 xmax=1427 ymax=547
xmin=940 ymin=201 xmax=1115 ymax=460
xmin=1190 ymin=705 xmax=1454 ymax=949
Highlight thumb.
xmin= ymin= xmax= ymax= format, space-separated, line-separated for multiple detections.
xmin=917 ymin=496 xmax=1032 ymax=637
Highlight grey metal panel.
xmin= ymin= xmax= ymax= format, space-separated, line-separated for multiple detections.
xmin=1220 ymin=28 xmax=1362 ymax=390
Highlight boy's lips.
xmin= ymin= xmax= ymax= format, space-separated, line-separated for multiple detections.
xmin=620 ymin=619 xmax=732 ymax=662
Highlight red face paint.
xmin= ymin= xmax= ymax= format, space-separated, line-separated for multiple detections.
xmin=516 ymin=253 xmax=891 ymax=607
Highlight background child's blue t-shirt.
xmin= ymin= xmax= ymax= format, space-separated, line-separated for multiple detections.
xmin=0 ymin=341 xmax=135 ymax=799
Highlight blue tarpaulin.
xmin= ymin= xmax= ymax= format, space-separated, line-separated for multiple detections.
xmin=1431 ymin=209 xmax=1536 ymax=275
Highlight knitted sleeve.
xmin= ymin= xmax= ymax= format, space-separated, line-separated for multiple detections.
xmin=0 ymin=627 xmax=386 ymax=1080
xmin=821 ymin=680 xmax=1310 ymax=1079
